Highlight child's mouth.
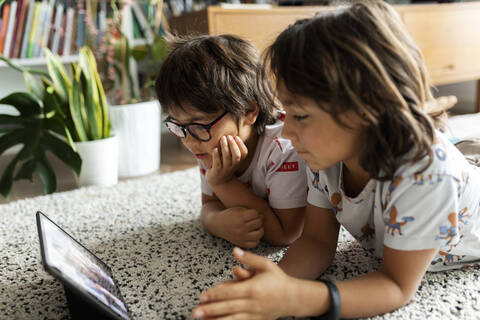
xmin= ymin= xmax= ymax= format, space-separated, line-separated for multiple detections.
xmin=195 ymin=153 xmax=208 ymax=159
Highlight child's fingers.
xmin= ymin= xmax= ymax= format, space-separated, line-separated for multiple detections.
xmin=235 ymin=136 xmax=249 ymax=160
xmin=227 ymin=135 xmax=242 ymax=164
xmin=220 ymin=136 xmax=232 ymax=168
xmin=233 ymin=247 xmax=275 ymax=272
xmin=193 ymin=299 xmax=251 ymax=319
xmin=211 ymin=148 xmax=222 ymax=170
xmin=242 ymin=240 xmax=260 ymax=249
xmin=244 ymin=218 xmax=263 ymax=231
xmin=246 ymin=227 xmax=264 ymax=241
xmin=233 ymin=266 xmax=255 ymax=281
xmin=241 ymin=209 xmax=260 ymax=222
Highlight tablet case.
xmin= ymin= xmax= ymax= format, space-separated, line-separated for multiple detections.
xmin=64 ymin=285 xmax=119 ymax=320
xmin=36 ymin=211 xmax=131 ymax=320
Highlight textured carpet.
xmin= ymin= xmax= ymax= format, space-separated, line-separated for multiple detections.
xmin=0 ymin=167 xmax=479 ymax=320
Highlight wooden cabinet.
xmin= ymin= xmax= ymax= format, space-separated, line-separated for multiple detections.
xmin=169 ymin=2 xmax=480 ymax=112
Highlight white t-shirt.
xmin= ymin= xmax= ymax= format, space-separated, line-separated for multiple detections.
xmin=199 ymin=121 xmax=307 ymax=209
xmin=307 ymin=131 xmax=480 ymax=271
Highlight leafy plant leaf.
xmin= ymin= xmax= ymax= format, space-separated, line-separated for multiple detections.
xmin=0 ymin=152 xmax=21 ymax=198
xmin=35 ymin=149 xmax=57 ymax=195
xmin=23 ymin=71 xmax=45 ymax=101
xmin=0 ymin=55 xmax=49 ymax=77
xmin=0 ymin=92 xmax=42 ymax=116
xmin=131 ymin=45 xmax=148 ymax=61
xmin=45 ymin=48 xmax=71 ymax=102
xmin=43 ymin=118 xmax=76 ymax=149
xmin=42 ymin=132 xmax=82 ymax=176
xmin=79 ymin=67 xmax=100 ymax=140
xmin=152 ymin=36 xmax=169 ymax=62
xmin=68 ymin=64 xmax=88 ymax=141
xmin=0 ymin=129 xmax=25 ymax=155
xmin=14 ymin=159 xmax=36 ymax=182
xmin=0 ymin=115 xmax=30 ymax=126
xmin=0 ymin=134 xmax=37 ymax=197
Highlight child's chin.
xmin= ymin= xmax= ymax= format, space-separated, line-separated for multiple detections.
xmin=306 ymin=160 xmax=330 ymax=172
xmin=200 ymin=158 xmax=212 ymax=168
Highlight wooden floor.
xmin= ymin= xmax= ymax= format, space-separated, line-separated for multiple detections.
xmin=0 ymin=134 xmax=197 ymax=204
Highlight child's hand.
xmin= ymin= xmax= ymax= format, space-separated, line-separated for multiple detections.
xmin=218 ymin=207 xmax=264 ymax=249
xmin=193 ymin=248 xmax=297 ymax=320
xmin=206 ymin=135 xmax=248 ymax=187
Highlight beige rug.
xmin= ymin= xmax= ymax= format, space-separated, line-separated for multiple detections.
xmin=0 ymin=167 xmax=479 ymax=319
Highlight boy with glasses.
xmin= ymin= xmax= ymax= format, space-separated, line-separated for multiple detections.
xmin=155 ymin=34 xmax=307 ymax=248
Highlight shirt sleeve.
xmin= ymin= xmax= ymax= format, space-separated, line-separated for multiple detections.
xmin=198 ymin=160 xmax=214 ymax=196
xmin=265 ymin=148 xmax=308 ymax=209
xmin=382 ymin=174 xmax=461 ymax=251
xmin=306 ymin=168 xmax=333 ymax=209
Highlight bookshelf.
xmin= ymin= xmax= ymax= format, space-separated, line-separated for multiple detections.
xmin=169 ymin=2 xmax=480 ymax=113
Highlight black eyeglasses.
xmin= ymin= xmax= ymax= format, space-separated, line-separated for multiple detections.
xmin=164 ymin=112 xmax=228 ymax=142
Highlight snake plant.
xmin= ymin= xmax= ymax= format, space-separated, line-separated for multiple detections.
xmin=0 ymin=47 xmax=111 ymax=198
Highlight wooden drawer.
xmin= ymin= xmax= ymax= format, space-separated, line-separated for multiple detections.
xmin=398 ymin=4 xmax=480 ymax=86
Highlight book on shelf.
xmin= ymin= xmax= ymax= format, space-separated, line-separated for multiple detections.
xmin=62 ymin=5 xmax=74 ymax=56
xmin=26 ymin=1 xmax=40 ymax=58
xmin=3 ymin=0 xmax=17 ymax=58
xmin=8 ymin=0 xmax=22 ymax=57
xmin=11 ymin=0 xmax=29 ymax=58
xmin=0 ymin=3 xmax=11 ymax=55
xmin=19 ymin=0 xmax=34 ymax=58
xmin=37 ymin=0 xmax=55 ymax=57
xmin=0 ymin=0 xmax=171 ymax=63
xmin=50 ymin=1 xmax=63 ymax=54
xmin=75 ymin=1 xmax=84 ymax=51
xmin=0 ymin=0 xmax=75 ymax=60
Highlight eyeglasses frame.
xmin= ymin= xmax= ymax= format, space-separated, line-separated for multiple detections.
xmin=164 ymin=111 xmax=229 ymax=142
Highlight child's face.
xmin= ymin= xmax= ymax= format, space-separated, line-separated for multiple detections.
xmin=278 ymin=86 xmax=365 ymax=171
xmin=167 ymin=107 xmax=254 ymax=168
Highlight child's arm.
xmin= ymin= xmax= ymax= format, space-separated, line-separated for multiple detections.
xmin=211 ymin=179 xmax=305 ymax=245
xmin=193 ymin=246 xmax=438 ymax=319
xmin=208 ymin=135 xmax=305 ymax=245
xmin=278 ymin=204 xmax=340 ymax=278
xmin=200 ymin=193 xmax=264 ymax=249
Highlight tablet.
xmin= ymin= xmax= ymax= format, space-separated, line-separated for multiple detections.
xmin=36 ymin=211 xmax=131 ymax=320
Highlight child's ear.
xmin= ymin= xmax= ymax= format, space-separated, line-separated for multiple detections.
xmin=244 ymin=101 xmax=259 ymax=126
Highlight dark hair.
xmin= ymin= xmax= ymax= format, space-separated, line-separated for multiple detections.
xmin=264 ymin=0 xmax=436 ymax=180
xmin=155 ymin=34 xmax=278 ymax=135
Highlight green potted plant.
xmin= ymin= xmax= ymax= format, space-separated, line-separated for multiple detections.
xmin=0 ymin=46 xmax=117 ymax=197
xmin=86 ymin=0 xmax=168 ymax=178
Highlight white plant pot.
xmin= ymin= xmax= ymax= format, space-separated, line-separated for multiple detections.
xmin=109 ymin=100 xmax=161 ymax=178
xmin=75 ymin=136 xmax=119 ymax=187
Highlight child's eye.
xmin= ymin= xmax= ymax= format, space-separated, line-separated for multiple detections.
xmin=293 ymin=114 xmax=309 ymax=121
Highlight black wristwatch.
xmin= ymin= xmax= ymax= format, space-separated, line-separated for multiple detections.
xmin=311 ymin=279 xmax=341 ymax=320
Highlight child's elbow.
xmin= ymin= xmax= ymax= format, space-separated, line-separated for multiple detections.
xmin=283 ymin=227 xmax=304 ymax=245
xmin=267 ymin=227 xmax=303 ymax=246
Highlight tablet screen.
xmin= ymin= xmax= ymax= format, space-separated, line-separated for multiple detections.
xmin=36 ymin=211 xmax=130 ymax=320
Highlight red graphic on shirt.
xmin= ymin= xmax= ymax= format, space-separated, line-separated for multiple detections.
xmin=269 ymin=161 xmax=275 ymax=168
xmin=277 ymin=112 xmax=286 ymax=122
xmin=200 ymin=168 xmax=206 ymax=175
xmin=274 ymin=137 xmax=283 ymax=151
xmin=277 ymin=161 xmax=299 ymax=172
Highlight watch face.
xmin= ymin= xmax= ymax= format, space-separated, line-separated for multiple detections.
xmin=37 ymin=211 xmax=130 ymax=320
